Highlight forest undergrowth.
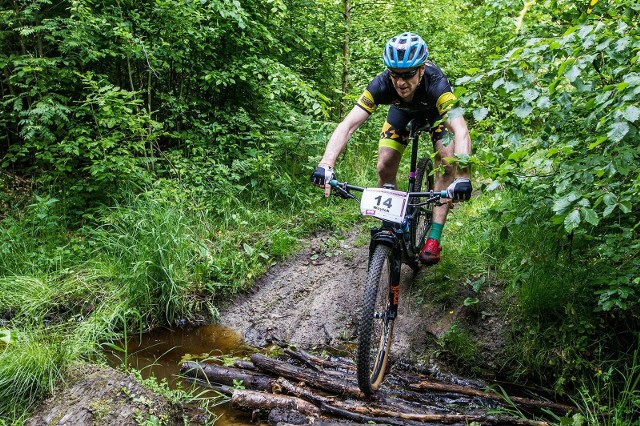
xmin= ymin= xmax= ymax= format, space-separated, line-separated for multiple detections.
xmin=1 ymin=0 xmax=639 ymax=424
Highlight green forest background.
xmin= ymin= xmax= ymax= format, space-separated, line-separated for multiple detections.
xmin=0 ymin=0 xmax=638 ymax=424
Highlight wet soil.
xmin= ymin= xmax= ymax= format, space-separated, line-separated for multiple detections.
xmin=24 ymin=363 xmax=185 ymax=426
xmin=218 ymin=227 xmax=507 ymax=377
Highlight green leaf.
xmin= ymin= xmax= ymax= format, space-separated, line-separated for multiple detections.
xmin=607 ymin=122 xmax=629 ymax=143
xmin=581 ymin=208 xmax=599 ymax=226
xmin=588 ymin=136 xmax=608 ymax=150
xmin=553 ymin=192 xmax=579 ymax=214
xmin=603 ymin=193 xmax=617 ymax=206
xmin=523 ymin=89 xmax=540 ymax=102
xmin=463 ymin=297 xmax=480 ymax=306
xmin=514 ymin=102 xmax=533 ymax=118
xmin=0 ymin=330 xmax=12 ymax=344
xmin=565 ymin=65 xmax=581 ymax=82
xmin=243 ymin=243 xmax=254 ymax=256
xmin=619 ymin=201 xmax=632 ymax=214
xmin=537 ymin=96 xmax=551 ymax=109
xmin=603 ymin=204 xmax=617 ymax=217
xmin=623 ymin=105 xmax=640 ymax=123
xmin=473 ymin=107 xmax=489 ymax=121
xmin=564 ymin=210 xmax=581 ymax=232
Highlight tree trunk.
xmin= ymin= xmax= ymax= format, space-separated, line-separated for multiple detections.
xmin=180 ymin=361 xmax=275 ymax=392
xmin=340 ymin=0 xmax=350 ymax=118
xmin=231 ymin=389 xmax=320 ymax=417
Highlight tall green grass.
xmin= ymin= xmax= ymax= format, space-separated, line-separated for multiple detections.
xmin=0 ymin=329 xmax=66 ymax=420
xmin=431 ymin=188 xmax=640 ymax=423
xmin=90 ymin=194 xmax=206 ymax=325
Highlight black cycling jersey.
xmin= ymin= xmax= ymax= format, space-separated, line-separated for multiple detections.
xmin=356 ymin=61 xmax=457 ymax=151
xmin=357 ymin=61 xmax=456 ymax=119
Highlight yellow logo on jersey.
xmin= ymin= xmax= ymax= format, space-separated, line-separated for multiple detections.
xmin=436 ymin=92 xmax=456 ymax=115
xmin=357 ymin=90 xmax=377 ymax=114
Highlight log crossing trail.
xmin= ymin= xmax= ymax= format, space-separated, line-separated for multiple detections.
xmin=181 ymin=345 xmax=575 ymax=425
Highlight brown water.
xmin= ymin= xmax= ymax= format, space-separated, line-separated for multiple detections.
xmin=108 ymin=324 xmax=255 ymax=425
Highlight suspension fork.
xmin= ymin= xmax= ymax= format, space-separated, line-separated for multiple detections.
xmin=368 ymin=224 xmax=402 ymax=320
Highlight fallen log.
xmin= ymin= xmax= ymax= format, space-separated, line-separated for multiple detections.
xmin=250 ymin=353 xmax=363 ymax=398
xmin=410 ymin=379 xmax=575 ymax=414
xmin=231 ymin=389 xmax=320 ymax=417
xmin=233 ymin=360 xmax=256 ymax=370
xmin=277 ymin=378 xmax=548 ymax=426
xmin=180 ymin=361 xmax=274 ymax=392
xmin=283 ymin=347 xmax=356 ymax=373
xmin=252 ymin=354 xmax=478 ymax=415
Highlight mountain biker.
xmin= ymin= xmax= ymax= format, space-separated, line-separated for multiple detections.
xmin=310 ymin=32 xmax=472 ymax=266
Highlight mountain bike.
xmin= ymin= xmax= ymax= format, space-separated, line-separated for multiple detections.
xmin=329 ymin=119 xmax=448 ymax=396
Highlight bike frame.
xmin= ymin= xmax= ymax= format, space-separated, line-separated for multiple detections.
xmin=329 ymin=119 xmax=446 ymax=395
xmin=366 ymin=119 xmax=435 ymax=320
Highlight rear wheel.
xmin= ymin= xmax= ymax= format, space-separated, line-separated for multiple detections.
xmin=357 ymin=244 xmax=394 ymax=396
xmin=409 ymin=157 xmax=435 ymax=256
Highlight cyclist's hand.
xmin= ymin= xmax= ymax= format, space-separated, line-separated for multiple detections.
xmin=446 ymin=177 xmax=472 ymax=201
xmin=310 ymin=163 xmax=335 ymax=197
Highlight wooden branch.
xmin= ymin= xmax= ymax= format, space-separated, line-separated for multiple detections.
xmin=231 ymin=389 xmax=320 ymax=417
xmin=410 ymin=379 xmax=575 ymax=414
xmin=250 ymin=353 xmax=363 ymax=398
xmin=233 ymin=360 xmax=256 ymax=370
xmin=277 ymin=378 xmax=547 ymax=426
xmin=180 ymin=361 xmax=274 ymax=392
xmin=283 ymin=347 xmax=356 ymax=373
xmin=276 ymin=378 xmax=425 ymax=426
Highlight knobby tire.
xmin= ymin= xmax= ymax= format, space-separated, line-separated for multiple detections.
xmin=409 ymin=157 xmax=435 ymax=255
xmin=357 ymin=243 xmax=394 ymax=396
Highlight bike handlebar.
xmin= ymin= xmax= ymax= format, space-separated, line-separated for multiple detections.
xmin=329 ymin=179 xmax=448 ymax=200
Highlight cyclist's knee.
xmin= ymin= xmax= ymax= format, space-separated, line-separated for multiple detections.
xmin=377 ymin=165 xmax=397 ymax=187
xmin=377 ymin=148 xmax=401 ymax=186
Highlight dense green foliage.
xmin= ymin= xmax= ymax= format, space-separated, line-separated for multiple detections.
xmin=460 ymin=0 xmax=639 ymax=311
xmin=1 ymin=0 xmax=638 ymax=424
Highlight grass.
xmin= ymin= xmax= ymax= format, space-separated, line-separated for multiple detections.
xmin=0 ymin=158 xmax=367 ymax=421
xmin=576 ymin=350 xmax=640 ymax=426
xmin=0 ymin=329 xmax=66 ymax=420
xmin=438 ymin=322 xmax=481 ymax=373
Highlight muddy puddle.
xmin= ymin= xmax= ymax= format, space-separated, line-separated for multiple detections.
xmin=107 ymin=324 xmax=256 ymax=425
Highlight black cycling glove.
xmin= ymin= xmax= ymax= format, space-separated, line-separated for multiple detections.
xmin=310 ymin=163 xmax=335 ymax=186
xmin=446 ymin=178 xmax=473 ymax=201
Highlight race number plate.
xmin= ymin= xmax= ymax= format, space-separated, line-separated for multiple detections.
xmin=360 ymin=188 xmax=409 ymax=224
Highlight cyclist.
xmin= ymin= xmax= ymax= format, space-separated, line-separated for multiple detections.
xmin=311 ymin=32 xmax=472 ymax=266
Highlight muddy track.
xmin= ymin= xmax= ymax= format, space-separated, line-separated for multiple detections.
xmin=218 ymin=228 xmax=506 ymax=374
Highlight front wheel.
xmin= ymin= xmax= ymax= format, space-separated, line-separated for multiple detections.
xmin=409 ymin=157 xmax=435 ymax=256
xmin=357 ymin=243 xmax=394 ymax=396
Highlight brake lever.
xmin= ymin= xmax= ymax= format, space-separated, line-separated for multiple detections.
xmin=333 ymin=184 xmax=355 ymax=200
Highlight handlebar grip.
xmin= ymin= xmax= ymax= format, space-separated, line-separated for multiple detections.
xmin=440 ymin=190 xmax=448 ymax=198
xmin=329 ymin=179 xmax=339 ymax=187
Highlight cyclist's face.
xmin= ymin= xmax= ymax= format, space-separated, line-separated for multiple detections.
xmin=388 ymin=66 xmax=424 ymax=101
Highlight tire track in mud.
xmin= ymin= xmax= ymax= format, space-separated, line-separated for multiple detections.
xmin=218 ymin=231 xmax=442 ymax=361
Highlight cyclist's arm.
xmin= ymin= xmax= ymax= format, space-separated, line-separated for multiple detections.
xmin=320 ymin=106 xmax=370 ymax=167
xmin=444 ymin=115 xmax=472 ymax=179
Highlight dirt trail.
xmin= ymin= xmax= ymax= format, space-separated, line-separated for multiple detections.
xmin=218 ymin=228 xmax=505 ymax=371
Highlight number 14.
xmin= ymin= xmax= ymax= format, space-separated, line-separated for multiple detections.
xmin=375 ymin=195 xmax=393 ymax=208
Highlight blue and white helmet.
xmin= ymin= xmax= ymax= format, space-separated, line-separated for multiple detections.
xmin=382 ymin=32 xmax=428 ymax=68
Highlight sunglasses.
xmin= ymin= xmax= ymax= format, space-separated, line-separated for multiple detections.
xmin=388 ymin=68 xmax=420 ymax=80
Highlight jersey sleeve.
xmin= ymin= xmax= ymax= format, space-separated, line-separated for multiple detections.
xmin=436 ymin=91 xmax=457 ymax=115
xmin=431 ymin=75 xmax=457 ymax=116
xmin=355 ymin=72 xmax=393 ymax=115
xmin=356 ymin=89 xmax=377 ymax=114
